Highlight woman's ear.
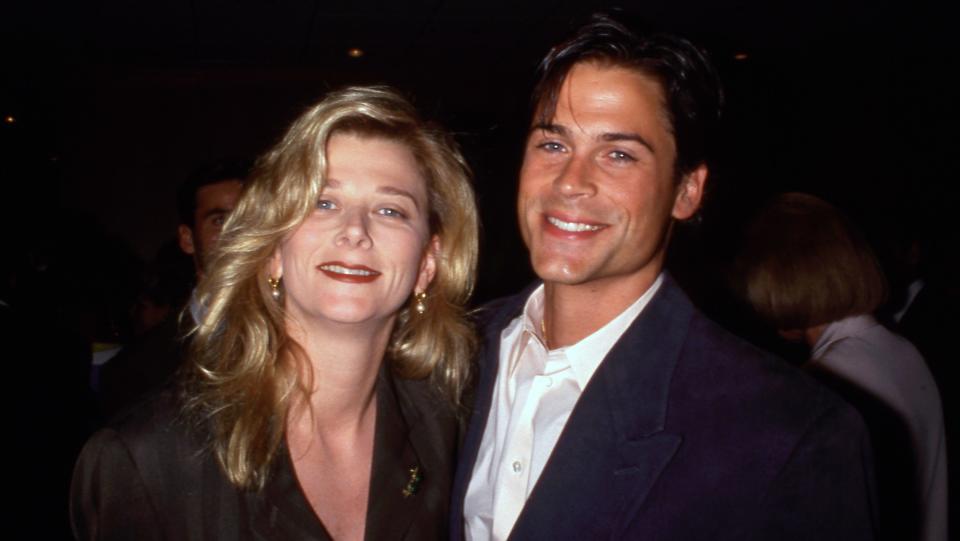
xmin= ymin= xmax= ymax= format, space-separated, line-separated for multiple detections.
xmin=415 ymin=235 xmax=440 ymax=293
xmin=269 ymin=247 xmax=283 ymax=281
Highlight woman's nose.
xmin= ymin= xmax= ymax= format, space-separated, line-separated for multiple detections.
xmin=335 ymin=208 xmax=372 ymax=249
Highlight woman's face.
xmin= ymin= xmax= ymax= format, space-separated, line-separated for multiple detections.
xmin=272 ymin=133 xmax=437 ymax=329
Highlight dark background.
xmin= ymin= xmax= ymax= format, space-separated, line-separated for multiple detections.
xmin=2 ymin=1 xmax=957 ymax=537
xmin=4 ymin=0 xmax=957 ymax=306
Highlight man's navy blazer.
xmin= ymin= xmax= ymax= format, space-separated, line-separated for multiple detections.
xmin=452 ymin=276 xmax=876 ymax=540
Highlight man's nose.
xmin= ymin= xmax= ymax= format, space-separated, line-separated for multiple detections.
xmin=552 ymin=153 xmax=597 ymax=198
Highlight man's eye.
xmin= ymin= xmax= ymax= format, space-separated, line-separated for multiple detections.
xmin=537 ymin=141 xmax=566 ymax=153
xmin=377 ymin=207 xmax=407 ymax=219
xmin=212 ymin=216 xmax=225 ymax=226
xmin=608 ymin=150 xmax=636 ymax=162
xmin=317 ymin=199 xmax=337 ymax=210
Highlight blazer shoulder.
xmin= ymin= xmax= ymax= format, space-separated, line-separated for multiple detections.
xmin=676 ymin=310 xmax=862 ymax=433
xmin=106 ymin=387 xmax=202 ymax=448
xmin=471 ymin=285 xmax=540 ymax=345
xmin=472 ymin=293 xmax=523 ymax=330
xmin=87 ymin=388 xmax=214 ymax=503
xmin=71 ymin=390 xmax=203 ymax=540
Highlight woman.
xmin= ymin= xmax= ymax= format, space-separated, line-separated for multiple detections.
xmin=736 ymin=192 xmax=947 ymax=541
xmin=71 ymin=86 xmax=479 ymax=540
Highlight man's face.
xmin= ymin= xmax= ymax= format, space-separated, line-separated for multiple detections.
xmin=178 ymin=179 xmax=243 ymax=276
xmin=517 ymin=62 xmax=706 ymax=293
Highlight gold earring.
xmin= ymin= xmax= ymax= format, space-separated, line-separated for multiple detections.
xmin=268 ymin=277 xmax=281 ymax=301
xmin=414 ymin=291 xmax=427 ymax=315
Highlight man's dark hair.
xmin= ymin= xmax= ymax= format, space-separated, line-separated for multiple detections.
xmin=176 ymin=159 xmax=252 ymax=227
xmin=532 ymin=13 xmax=724 ymax=179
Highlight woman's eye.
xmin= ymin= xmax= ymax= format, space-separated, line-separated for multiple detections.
xmin=317 ymin=199 xmax=337 ymax=210
xmin=377 ymin=207 xmax=407 ymax=219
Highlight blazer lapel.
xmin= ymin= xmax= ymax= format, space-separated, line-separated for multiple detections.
xmin=250 ymin=371 xmax=430 ymax=541
xmin=251 ymin=445 xmax=334 ymax=541
xmin=364 ymin=371 xmax=429 ymax=540
xmin=508 ymin=276 xmax=693 ymax=539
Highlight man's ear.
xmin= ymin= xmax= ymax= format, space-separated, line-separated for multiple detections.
xmin=415 ymin=235 xmax=440 ymax=293
xmin=177 ymin=225 xmax=196 ymax=255
xmin=672 ymin=164 xmax=708 ymax=221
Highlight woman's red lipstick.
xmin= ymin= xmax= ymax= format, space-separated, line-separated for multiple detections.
xmin=317 ymin=261 xmax=381 ymax=283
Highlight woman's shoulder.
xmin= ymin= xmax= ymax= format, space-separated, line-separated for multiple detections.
xmin=74 ymin=387 xmax=214 ymax=507
xmin=99 ymin=387 xmax=205 ymax=454
xmin=71 ymin=389 xmax=227 ymax=539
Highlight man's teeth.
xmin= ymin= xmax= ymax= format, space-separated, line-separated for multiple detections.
xmin=547 ymin=216 xmax=602 ymax=232
xmin=320 ymin=264 xmax=377 ymax=276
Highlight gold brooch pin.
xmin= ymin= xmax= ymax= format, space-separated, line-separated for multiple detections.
xmin=402 ymin=466 xmax=422 ymax=498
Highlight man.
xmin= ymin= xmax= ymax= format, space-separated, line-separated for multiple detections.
xmin=98 ymin=161 xmax=246 ymax=416
xmin=177 ymin=162 xmax=247 ymax=279
xmin=452 ymin=14 xmax=876 ymax=540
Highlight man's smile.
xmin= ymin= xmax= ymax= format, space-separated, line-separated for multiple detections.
xmin=545 ymin=215 xmax=605 ymax=233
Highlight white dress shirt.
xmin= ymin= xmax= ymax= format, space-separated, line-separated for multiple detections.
xmin=464 ymin=275 xmax=663 ymax=541
xmin=811 ymin=314 xmax=947 ymax=541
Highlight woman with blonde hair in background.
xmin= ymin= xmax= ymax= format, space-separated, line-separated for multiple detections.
xmin=71 ymin=86 xmax=479 ymax=540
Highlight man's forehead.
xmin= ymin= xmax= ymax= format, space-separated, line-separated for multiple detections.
xmin=195 ymin=179 xmax=243 ymax=211
xmin=197 ymin=179 xmax=242 ymax=199
xmin=534 ymin=62 xmax=670 ymax=128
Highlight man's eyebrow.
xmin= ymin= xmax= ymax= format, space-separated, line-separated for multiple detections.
xmin=201 ymin=207 xmax=231 ymax=218
xmin=529 ymin=123 xmax=656 ymax=154
xmin=601 ymin=132 xmax=656 ymax=154
xmin=529 ymin=122 xmax=567 ymax=136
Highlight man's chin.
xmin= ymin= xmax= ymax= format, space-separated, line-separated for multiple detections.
xmin=531 ymin=258 xmax=592 ymax=286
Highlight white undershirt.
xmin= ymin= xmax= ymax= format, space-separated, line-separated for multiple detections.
xmin=463 ymin=274 xmax=664 ymax=541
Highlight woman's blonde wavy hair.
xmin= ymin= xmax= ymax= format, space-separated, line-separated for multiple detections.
xmin=181 ymin=86 xmax=478 ymax=490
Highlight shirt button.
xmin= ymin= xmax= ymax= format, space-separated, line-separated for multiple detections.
xmin=512 ymin=460 xmax=523 ymax=474
xmin=544 ymin=377 xmax=553 ymax=388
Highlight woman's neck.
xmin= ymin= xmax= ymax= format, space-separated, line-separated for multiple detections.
xmin=285 ymin=316 xmax=395 ymax=430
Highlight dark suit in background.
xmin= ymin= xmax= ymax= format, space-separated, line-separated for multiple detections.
xmin=97 ymin=314 xmax=190 ymax=419
xmin=452 ymin=277 xmax=877 ymax=540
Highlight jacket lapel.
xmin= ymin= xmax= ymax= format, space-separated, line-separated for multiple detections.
xmin=508 ymin=276 xmax=693 ymax=539
xmin=251 ymin=444 xmax=334 ymax=541
xmin=364 ymin=371 xmax=427 ymax=540
xmin=250 ymin=371 xmax=429 ymax=541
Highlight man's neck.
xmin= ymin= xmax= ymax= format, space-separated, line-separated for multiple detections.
xmin=541 ymin=270 xmax=661 ymax=349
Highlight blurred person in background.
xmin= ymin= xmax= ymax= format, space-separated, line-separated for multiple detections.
xmin=97 ymin=160 xmax=248 ymax=417
xmin=736 ymin=192 xmax=947 ymax=541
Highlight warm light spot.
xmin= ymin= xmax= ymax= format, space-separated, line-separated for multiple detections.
xmin=734 ymin=52 xmax=749 ymax=61
xmin=347 ymin=48 xmax=364 ymax=58
xmin=3 ymin=115 xmax=14 ymax=124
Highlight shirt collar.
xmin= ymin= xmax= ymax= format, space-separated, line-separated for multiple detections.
xmin=188 ymin=287 xmax=204 ymax=325
xmin=811 ymin=314 xmax=879 ymax=359
xmin=502 ymin=284 xmax=548 ymax=378
xmin=510 ymin=274 xmax=665 ymax=389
